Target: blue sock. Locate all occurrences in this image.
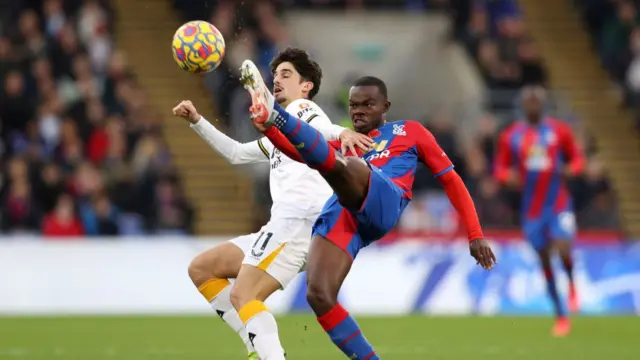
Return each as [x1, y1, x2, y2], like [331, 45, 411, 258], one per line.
[544, 266, 566, 318]
[270, 104, 337, 172]
[318, 304, 379, 360]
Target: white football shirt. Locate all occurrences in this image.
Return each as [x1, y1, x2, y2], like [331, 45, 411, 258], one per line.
[257, 99, 337, 220]
[190, 98, 344, 221]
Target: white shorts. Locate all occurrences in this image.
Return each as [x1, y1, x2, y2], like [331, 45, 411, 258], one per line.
[229, 217, 314, 289]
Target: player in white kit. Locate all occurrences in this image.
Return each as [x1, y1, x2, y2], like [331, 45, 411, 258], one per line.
[173, 48, 372, 360]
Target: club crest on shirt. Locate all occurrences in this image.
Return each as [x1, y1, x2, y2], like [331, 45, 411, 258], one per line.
[392, 124, 406, 136]
[371, 140, 388, 152]
[296, 102, 315, 118]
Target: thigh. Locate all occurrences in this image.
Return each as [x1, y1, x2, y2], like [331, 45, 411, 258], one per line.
[189, 240, 247, 283]
[306, 234, 354, 297]
[312, 194, 364, 259]
[325, 156, 371, 210]
[549, 211, 577, 242]
[354, 164, 406, 242]
[241, 218, 313, 289]
[523, 218, 548, 251]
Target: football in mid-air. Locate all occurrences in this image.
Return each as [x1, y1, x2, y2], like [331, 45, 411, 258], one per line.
[172, 20, 225, 73]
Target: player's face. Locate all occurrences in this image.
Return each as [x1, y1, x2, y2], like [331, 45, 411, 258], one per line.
[521, 86, 545, 118]
[348, 86, 390, 134]
[273, 62, 313, 105]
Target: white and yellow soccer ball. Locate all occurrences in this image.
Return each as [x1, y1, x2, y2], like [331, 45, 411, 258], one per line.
[172, 20, 225, 73]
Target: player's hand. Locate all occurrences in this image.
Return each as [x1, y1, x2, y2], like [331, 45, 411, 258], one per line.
[469, 239, 497, 270]
[250, 105, 269, 133]
[339, 129, 373, 156]
[173, 100, 201, 124]
[504, 169, 520, 188]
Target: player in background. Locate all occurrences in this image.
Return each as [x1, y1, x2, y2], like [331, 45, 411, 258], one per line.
[494, 85, 585, 337]
[174, 48, 371, 360]
[240, 60, 497, 360]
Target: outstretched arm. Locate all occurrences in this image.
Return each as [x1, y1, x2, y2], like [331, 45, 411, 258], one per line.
[173, 100, 269, 165]
[191, 117, 269, 164]
[410, 121, 496, 269]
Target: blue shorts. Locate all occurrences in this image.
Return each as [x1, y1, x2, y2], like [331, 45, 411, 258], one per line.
[312, 164, 409, 259]
[523, 211, 576, 251]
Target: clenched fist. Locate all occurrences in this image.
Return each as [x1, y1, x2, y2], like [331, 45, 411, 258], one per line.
[173, 100, 201, 124]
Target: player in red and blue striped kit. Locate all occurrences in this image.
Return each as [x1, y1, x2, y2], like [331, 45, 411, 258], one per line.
[240, 59, 496, 360]
[494, 86, 585, 337]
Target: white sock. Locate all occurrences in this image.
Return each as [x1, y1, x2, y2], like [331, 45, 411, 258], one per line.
[201, 279, 255, 354]
[246, 311, 286, 360]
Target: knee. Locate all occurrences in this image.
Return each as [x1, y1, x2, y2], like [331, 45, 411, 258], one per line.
[344, 157, 369, 181]
[557, 246, 573, 260]
[335, 157, 370, 209]
[188, 257, 206, 287]
[229, 284, 252, 311]
[188, 253, 220, 288]
[306, 282, 337, 315]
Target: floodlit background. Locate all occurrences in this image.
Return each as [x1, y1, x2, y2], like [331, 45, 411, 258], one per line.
[0, 0, 638, 359]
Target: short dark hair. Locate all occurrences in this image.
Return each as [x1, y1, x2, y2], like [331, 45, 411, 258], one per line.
[270, 47, 322, 100]
[353, 76, 388, 99]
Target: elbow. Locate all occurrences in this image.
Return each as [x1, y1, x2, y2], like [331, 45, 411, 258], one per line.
[228, 156, 248, 165]
[225, 150, 246, 165]
[437, 168, 459, 185]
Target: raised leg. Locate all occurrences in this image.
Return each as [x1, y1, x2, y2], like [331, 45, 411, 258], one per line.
[239, 59, 371, 210]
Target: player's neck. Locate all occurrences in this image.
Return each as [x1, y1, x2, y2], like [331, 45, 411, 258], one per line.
[280, 99, 293, 108]
[526, 115, 543, 126]
[282, 96, 309, 109]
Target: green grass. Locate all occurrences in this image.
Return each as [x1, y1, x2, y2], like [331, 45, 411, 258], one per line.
[0, 315, 638, 359]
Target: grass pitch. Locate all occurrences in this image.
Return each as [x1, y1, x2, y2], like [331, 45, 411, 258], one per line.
[0, 315, 638, 359]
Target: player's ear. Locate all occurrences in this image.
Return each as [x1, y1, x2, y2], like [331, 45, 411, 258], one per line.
[383, 101, 391, 113]
[302, 81, 314, 94]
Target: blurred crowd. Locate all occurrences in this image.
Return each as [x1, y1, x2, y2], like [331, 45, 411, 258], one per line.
[172, 0, 620, 233]
[577, 0, 640, 122]
[0, 0, 194, 237]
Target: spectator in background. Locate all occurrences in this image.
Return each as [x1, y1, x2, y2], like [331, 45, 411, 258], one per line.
[2, 70, 34, 139]
[624, 27, 640, 111]
[460, 0, 547, 92]
[42, 193, 84, 237]
[1, 179, 41, 233]
[79, 190, 119, 236]
[0, 1, 193, 237]
[578, 158, 621, 229]
[473, 176, 514, 227]
[36, 163, 65, 213]
[153, 178, 194, 235]
[517, 37, 548, 86]
[600, 0, 640, 72]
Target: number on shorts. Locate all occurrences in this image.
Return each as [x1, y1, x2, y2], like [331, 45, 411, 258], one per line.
[251, 232, 273, 257]
[558, 212, 576, 235]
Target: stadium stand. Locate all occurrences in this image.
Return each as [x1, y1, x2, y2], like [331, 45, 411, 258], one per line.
[0, 0, 194, 236]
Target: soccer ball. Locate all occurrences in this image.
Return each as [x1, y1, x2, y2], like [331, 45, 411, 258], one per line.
[172, 21, 225, 73]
